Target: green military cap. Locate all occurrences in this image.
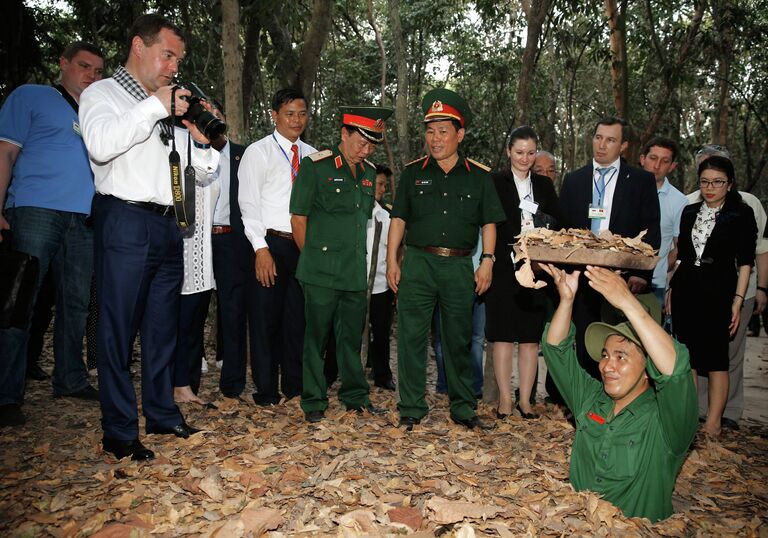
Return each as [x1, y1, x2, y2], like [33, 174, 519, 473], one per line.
[421, 88, 472, 128]
[340, 106, 393, 144]
[585, 321, 647, 363]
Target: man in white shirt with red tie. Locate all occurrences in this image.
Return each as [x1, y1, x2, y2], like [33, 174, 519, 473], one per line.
[238, 89, 316, 405]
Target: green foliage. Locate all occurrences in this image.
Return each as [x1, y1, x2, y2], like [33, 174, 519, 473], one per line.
[11, 0, 768, 198]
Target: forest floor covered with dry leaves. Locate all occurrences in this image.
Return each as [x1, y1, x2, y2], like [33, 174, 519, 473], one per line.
[1, 326, 767, 537]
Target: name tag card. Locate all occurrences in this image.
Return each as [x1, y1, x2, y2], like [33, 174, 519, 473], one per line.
[588, 205, 607, 220]
[519, 199, 539, 214]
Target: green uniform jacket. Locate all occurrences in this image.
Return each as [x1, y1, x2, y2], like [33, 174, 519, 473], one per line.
[541, 323, 698, 522]
[391, 154, 505, 248]
[290, 147, 376, 292]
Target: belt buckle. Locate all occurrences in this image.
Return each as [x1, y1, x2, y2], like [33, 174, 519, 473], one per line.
[435, 247, 451, 257]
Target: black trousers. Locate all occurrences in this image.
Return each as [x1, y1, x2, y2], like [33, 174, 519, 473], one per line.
[174, 289, 213, 393]
[212, 232, 256, 397]
[251, 234, 304, 402]
[368, 289, 394, 384]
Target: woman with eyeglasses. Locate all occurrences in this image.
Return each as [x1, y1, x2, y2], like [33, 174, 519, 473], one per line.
[667, 155, 756, 436]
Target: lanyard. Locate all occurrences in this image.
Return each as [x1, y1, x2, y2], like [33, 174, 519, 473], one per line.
[272, 133, 300, 177]
[593, 168, 616, 206]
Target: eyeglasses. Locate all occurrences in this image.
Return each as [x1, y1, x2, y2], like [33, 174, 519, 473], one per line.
[699, 179, 728, 188]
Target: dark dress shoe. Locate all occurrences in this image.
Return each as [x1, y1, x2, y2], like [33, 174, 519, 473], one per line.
[352, 404, 387, 416]
[398, 416, 421, 431]
[496, 410, 510, 420]
[0, 404, 26, 427]
[305, 410, 324, 423]
[102, 437, 155, 461]
[721, 417, 740, 430]
[451, 415, 495, 430]
[146, 421, 201, 439]
[516, 404, 539, 420]
[374, 379, 396, 391]
[26, 363, 48, 381]
[58, 385, 99, 401]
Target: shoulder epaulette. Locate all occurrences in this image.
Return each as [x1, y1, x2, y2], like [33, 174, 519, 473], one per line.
[405, 155, 428, 167]
[466, 158, 491, 172]
[308, 149, 333, 162]
[383, 203, 393, 212]
[363, 158, 376, 169]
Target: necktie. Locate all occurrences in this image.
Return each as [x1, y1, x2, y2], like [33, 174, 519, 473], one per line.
[291, 144, 300, 183]
[591, 167, 611, 234]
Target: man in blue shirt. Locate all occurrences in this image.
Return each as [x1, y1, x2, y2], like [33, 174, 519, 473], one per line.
[639, 137, 688, 310]
[0, 41, 105, 427]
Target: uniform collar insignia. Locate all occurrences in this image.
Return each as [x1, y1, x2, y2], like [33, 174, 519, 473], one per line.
[334, 155, 343, 169]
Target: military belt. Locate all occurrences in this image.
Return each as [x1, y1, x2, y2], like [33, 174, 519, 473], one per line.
[419, 246, 472, 257]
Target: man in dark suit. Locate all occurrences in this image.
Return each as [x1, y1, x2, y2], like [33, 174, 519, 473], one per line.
[559, 116, 660, 377]
[210, 133, 257, 400]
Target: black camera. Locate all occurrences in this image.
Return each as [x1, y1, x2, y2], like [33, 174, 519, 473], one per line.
[175, 82, 227, 141]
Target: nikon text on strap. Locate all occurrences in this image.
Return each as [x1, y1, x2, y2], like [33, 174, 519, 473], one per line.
[169, 87, 196, 230]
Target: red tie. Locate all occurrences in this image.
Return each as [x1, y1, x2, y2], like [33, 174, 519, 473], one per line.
[291, 144, 300, 183]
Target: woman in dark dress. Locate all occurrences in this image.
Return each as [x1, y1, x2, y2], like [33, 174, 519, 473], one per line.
[669, 156, 756, 436]
[485, 126, 561, 419]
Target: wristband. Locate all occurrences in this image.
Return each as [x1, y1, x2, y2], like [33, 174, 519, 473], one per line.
[734, 293, 745, 301]
[757, 286, 768, 294]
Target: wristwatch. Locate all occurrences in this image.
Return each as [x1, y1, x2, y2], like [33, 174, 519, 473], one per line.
[481, 253, 496, 262]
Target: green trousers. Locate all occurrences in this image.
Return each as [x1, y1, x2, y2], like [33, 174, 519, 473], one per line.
[300, 282, 371, 412]
[396, 248, 476, 421]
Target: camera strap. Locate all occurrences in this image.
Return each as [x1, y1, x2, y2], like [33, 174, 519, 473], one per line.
[169, 87, 196, 230]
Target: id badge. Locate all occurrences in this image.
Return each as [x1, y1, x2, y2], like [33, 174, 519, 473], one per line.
[519, 199, 538, 214]
[588, 205, 607, 220]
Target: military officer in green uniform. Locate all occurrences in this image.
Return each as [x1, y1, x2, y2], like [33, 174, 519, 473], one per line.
[290, 106, 392, 423]
[387, 89, 506, 430]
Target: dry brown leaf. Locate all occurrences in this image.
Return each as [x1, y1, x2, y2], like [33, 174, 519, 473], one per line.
[387, 506, 423, 530]
[199, 465, 224, 502]
[426, 496, 503, 524]
[240, 506, 282, 535]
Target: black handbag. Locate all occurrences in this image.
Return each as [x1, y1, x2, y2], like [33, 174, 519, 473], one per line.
[0, 229, 40, 329]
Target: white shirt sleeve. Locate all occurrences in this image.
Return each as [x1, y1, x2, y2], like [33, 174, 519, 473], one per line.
[238, 143, 269, 251]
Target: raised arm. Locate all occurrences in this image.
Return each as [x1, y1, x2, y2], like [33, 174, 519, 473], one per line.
[540, 263, 581, 345]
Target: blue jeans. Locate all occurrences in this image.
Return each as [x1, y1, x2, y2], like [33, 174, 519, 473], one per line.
[434, 295, 486, 397]
[0, 207, 93, 405]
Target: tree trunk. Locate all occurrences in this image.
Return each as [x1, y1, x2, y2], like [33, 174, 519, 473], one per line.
[263, 2, 298, 90]
[638, 0, 704, 148]
[604, 0, 628, 120]
[297, 0, 334, 109]
[367, 0, 396, 178]
[713, 1, 734, 145]
[241, 12, 262, 136]
[221, 0, 244, 143]
[513, 0, 553, 126]
[388, 0, 410, 179]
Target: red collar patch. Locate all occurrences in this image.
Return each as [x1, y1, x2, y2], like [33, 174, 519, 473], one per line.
[587, 411, 606, 425]
[334, 155, 343, 169]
